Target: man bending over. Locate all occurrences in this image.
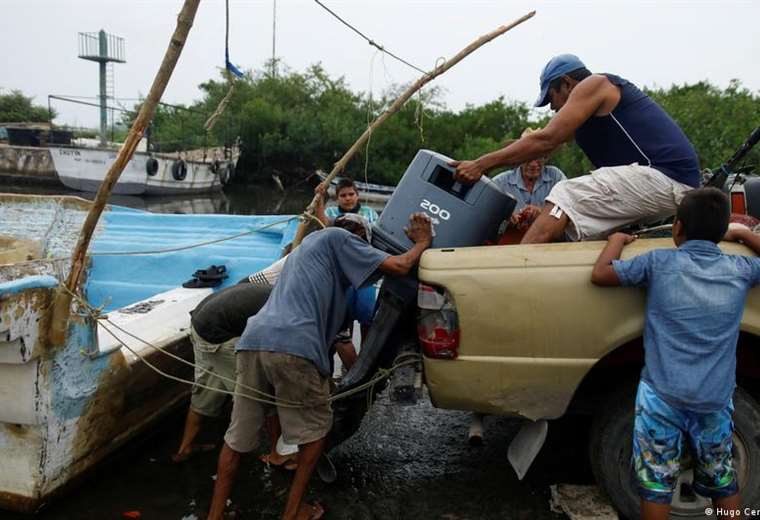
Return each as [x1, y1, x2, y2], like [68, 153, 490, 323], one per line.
[207, 212, 433, 520]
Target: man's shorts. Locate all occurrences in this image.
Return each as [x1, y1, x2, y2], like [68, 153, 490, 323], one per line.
[633, 380, 738, 504]
[224, 351, 332, 453]
[545, 164, 693, 241]
[189, 326, 237, 418]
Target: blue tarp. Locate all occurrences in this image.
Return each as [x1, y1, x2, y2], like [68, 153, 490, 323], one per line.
[86, 206, 297, 311]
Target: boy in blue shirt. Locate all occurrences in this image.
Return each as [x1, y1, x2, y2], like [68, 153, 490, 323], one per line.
[591, 188, 760, 519]
[315, 177, 380, 225]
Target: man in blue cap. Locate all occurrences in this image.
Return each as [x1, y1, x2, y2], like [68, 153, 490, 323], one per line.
[451, 54, 700, 243]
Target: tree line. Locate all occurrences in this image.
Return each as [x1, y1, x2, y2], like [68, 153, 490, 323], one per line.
[3, 65, 758, 185]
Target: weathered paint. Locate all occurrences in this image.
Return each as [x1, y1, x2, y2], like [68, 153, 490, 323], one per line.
[0, 285, 198, 513]
[0, 236, 42, 264]
[0, 285, 54, 365]
[0, 193, 296, 513]
[0, 145, 57, 181]
[50, 317, 112, 421]
[0, 275, 59, 296]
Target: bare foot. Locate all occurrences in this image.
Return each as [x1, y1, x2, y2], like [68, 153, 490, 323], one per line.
[295, 502, 324, 520]
[171, 443, 216, 463]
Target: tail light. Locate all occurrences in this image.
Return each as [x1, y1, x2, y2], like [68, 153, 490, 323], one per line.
[417, 283, 459, 359]
[731, 191, 747, 215]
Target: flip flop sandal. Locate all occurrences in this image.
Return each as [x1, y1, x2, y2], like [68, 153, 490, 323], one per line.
[258, 452, 298, 470]
[316, 453, 336, 483]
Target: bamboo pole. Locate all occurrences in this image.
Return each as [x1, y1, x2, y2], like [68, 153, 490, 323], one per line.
[291, 10, 536, 247]
[48, 0, 202, 346]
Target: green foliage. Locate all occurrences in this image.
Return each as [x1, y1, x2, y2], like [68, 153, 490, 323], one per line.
[0, 90, 55, 122]
[645, 80, 760, 170]
[124, 64, 760, 184]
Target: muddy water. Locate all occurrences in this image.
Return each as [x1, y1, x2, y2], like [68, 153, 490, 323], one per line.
[3, 183, 593, 519]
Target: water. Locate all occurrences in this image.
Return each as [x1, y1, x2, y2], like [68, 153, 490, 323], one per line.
[0, 183, 386, 217]
[0, 183, 317, 217]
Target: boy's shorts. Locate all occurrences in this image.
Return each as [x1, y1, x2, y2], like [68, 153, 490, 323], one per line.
[633, 380, 738, 504]
[224, 351, 332, 453]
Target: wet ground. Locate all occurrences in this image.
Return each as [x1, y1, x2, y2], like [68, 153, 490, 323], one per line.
[7, 390, 595, 520]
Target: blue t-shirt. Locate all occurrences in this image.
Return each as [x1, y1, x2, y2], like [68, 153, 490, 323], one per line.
[613, 240, 760, 412]
[237, 228, 389, 377]
[325, 204, 379, 223]
[491, 165, 566, 212]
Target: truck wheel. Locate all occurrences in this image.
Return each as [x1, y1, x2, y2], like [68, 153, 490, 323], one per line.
[589, 383, 760, 519]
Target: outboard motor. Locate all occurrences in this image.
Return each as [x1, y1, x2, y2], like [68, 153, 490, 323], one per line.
[372, 149, 516, 253]
[330, 150, 515, 450]
[339, 151, 511, 382]
[343, 149, 515, 389]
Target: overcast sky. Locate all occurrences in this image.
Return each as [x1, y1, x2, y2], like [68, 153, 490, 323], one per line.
[2, 0, 759, 127]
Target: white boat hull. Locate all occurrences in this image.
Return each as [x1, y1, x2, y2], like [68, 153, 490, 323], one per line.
[0, 279, 205, 512]
[49, 147, 229, 195]
[0, 194, 294, 513]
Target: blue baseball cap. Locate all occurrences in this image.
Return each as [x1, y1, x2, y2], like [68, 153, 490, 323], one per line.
[535, 54, 586, 107]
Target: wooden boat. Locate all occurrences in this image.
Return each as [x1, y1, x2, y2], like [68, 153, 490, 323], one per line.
[48, 145, 237, 195]
[0, 193, 296, 512]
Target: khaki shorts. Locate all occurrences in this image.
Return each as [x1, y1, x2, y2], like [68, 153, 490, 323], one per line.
[224, 351, 332, 453]
[545, 164, 693, 241]
[190, 327, 237, 418]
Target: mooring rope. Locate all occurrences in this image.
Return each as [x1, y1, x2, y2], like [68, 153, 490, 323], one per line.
[11, 215, 298, 268]
[204, 0, 243, 132]
[59, 283, 420, 408]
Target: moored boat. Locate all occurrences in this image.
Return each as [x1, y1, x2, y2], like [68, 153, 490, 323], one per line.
[49, 146, 237, 196]
[0, 193, 296, 513]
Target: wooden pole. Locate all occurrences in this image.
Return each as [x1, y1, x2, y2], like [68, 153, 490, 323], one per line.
[48, 0, 202, 346]
[291, 10, 536, 247]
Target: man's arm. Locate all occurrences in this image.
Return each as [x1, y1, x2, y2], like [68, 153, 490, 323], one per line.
[378, 213, 433, 276]
[591, 233, 637, 286]
[724, 226, 760, 254]
[452, 75, 615, 184]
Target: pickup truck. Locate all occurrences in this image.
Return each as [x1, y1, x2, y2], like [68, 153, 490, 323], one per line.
[334, 236, 760, 519]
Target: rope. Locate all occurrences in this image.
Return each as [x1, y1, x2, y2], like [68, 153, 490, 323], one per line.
[633, 224, 673, 236]
[96, 216, 297, 256]
[272, 0, 277, 76]
[302, 211, 327, 229]
[61, 283, 298, 407]
[57, 278, 421, 408]
[204, 0, 241, 131]
[312, 0, 427, 75]
[204, 74, 236, 132]
[12, 216, 298, 267]
[361, 51, 378, 206]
